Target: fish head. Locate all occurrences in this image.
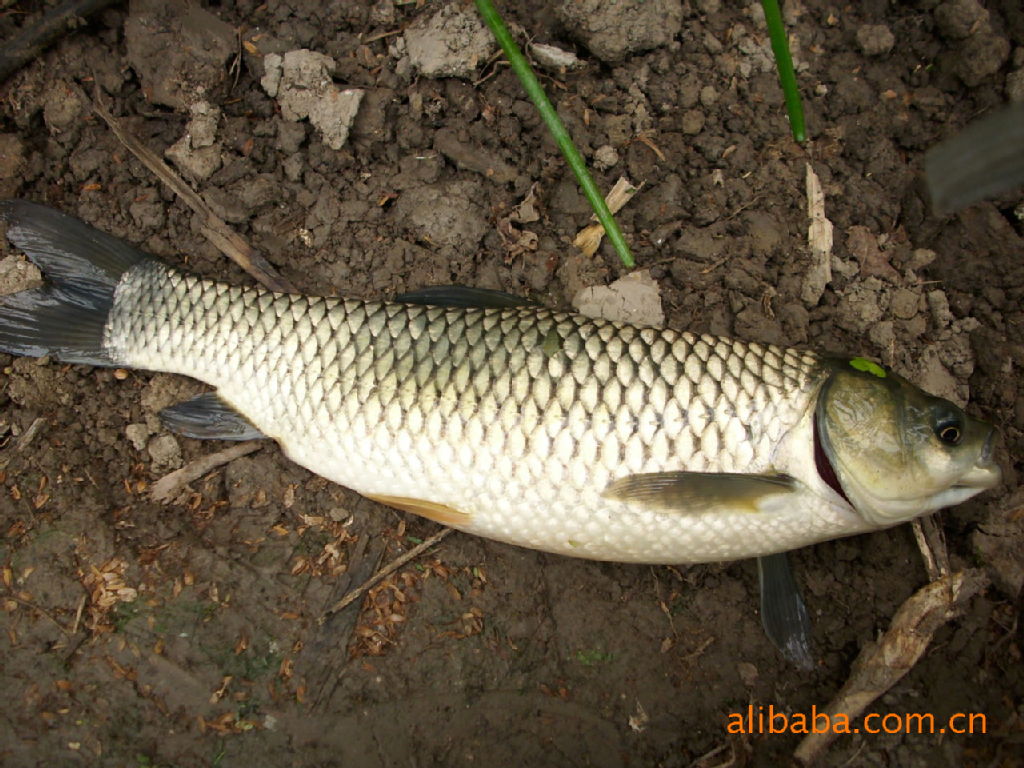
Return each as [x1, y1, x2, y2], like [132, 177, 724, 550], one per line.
[815, 361, 1000, 526]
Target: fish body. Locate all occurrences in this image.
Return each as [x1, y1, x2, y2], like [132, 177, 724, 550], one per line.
[0, 201, 1001, 565]
[113, 261, 848, 562]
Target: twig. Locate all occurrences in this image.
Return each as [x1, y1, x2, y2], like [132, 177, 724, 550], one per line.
[70, 592, 87, 635]
[362, 28, 403, 44]
[15, 417, 46, 451]
[4, 592, 71, 636]
[911, 516, 949, 581]
[0, 0, 119, 83]
[320, 527, 454, 621]
[150, 442, 261, 503]
[793, 569, 988, 765]
[91, 96, 297, 294]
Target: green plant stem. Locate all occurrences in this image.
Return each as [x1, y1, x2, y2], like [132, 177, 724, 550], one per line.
[474, 0, 635, 268]
[761, 0, 806, 143]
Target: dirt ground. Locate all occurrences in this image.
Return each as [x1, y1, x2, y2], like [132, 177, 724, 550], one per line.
[0, 0, 1022, 766]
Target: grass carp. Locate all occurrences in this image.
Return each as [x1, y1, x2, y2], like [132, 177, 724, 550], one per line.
[0, 200, 999, 564]
[0, 200, 1001, 665]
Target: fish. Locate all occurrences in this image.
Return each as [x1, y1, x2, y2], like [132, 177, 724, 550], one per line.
[0, 200, 1002, 664]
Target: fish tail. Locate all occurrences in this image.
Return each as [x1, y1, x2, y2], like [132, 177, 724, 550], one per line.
[0, 200, 152, 366]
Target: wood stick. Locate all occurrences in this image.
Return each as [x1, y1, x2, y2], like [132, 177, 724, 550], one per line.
[92, 97, 297, 294]
[151, 442, 261, 503]
[320, 527, 454, 621]
[793, 569, 988, 765]
[0, 0, 119, 83]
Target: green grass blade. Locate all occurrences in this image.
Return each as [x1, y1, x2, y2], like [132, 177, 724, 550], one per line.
[474, 0, 636, 268]
[761, 0, 806, 143]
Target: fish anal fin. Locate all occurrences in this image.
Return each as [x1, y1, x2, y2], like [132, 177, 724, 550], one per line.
[602, 471, 797, 513]
[365, 494, 472, 526]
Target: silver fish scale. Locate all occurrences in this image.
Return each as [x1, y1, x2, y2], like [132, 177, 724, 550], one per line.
[106, 262, 835, 562]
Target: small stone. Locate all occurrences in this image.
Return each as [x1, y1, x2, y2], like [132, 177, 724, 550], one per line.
[261, 52, 283, 97]
[262, 50, 364, 150]
[164, 101, 223, 181]
[557, 0, 683, 64]
[394, 181, 487, 251]
[1006, 69, 1024, 103]
[699, 86, 718, 107]
[125, 424, 151, 451]
[856, 24, 895, 56]
[529, 42, 584, 72]
[147, 434, 182, 472]
[166, 139, 221, 181]
[955, 33, 1010, 86]
[737, 662, 758, 687]
[593, 145, 619, 170]
[890, 288, 919, 320]
[934, 0, 989, 40]
[834, 278, 887, 334]
[907, 248, 938, 271]
[868, 320, 895, 354]
[913, 348, 961, 404]
[43, 82, 85, 133]
[404, 4, 495, 79]
[369, 0, 395, 26]
[124, 0, 235, 110]
[276, 120, 306, 154]
[927, 289, 953, 328]
[681, 108, 705, 135]
[0, 255, 42, 296]
[0, 134, 26, 180]
[186, 101, 220, 148]
[573, 271, 665, 327]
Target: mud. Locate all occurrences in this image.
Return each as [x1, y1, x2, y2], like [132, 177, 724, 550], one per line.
[0, 1, 1022, 766]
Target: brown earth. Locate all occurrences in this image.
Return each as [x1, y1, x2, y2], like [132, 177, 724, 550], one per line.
[0, 1, 1022, 766]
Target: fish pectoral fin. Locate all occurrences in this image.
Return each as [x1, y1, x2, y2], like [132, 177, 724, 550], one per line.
[602, 471, 797, 513]
[160, 393, 266, 441]
[394, 285, 535, 309]
[758, 553, 814, 670]
[365, 494, 472, 526]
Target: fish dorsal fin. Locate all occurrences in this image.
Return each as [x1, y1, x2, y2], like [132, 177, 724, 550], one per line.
[394, 285, 535, 309]
[602, 471, 797, 513]
[160, 392, 265, 441]
[758, 553, 814, 670]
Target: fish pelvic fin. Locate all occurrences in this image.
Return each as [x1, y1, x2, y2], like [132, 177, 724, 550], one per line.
[160, 393, 266, 441]
[602, 471, 797, 514]
[0, 200, 153, 366]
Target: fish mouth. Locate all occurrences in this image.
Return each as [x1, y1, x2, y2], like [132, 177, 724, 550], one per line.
[956, 429, 1002, 490]
[953, 464, 1001, 491]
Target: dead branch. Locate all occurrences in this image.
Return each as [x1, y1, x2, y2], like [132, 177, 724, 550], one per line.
[150, 442, 261, 504]
[0, 0, 119, 84]
[794, 569, 989, 765]
[320, 527, 454, 621]
[91, 96, 297, 294]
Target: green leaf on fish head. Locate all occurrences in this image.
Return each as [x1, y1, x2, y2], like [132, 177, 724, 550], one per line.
[848, 357, 886, 378]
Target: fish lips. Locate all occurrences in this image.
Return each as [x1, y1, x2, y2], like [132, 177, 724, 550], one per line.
[953, 429, 1001, 491]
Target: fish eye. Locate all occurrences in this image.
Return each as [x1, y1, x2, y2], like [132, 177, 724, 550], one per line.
[933, 411, 964, 446]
